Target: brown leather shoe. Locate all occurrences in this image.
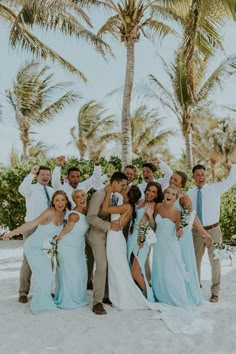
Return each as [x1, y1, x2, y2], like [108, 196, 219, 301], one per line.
[209, 295, 218, 303]
[103, 298, 112, 305]
[18, 295, 28, 304]
[92, 303, 107, 315]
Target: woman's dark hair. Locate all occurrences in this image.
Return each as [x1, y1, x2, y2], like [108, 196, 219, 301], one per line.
[127, 186, 142, 234]
[175, 171, 188, 188]
[144, 181, 164, 203]
[51, 190, 71, 211]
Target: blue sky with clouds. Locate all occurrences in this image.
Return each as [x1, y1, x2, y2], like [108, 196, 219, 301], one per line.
[1, 12, 236, 165]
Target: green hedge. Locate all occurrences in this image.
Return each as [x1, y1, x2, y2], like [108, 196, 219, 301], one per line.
[0, 157, 235, 242]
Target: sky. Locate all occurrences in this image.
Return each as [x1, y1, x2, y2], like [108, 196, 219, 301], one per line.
[1, 10, 236, 166]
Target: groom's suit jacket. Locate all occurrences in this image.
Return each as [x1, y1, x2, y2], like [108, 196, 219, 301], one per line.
[87, 188, 110, 246]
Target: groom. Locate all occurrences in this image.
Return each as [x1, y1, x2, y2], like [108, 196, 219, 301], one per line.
[87, 172, 128, 315]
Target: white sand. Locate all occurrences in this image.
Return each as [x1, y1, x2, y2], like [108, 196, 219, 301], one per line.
[0, 240, 236, 354]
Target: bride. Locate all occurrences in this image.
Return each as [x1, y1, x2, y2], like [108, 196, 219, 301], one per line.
[101, 184, 213, 335]
[102, 184, 156, 310]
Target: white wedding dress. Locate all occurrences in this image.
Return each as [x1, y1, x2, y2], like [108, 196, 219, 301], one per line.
[107, 214, 155, 310]
[106, 214, 213, 335]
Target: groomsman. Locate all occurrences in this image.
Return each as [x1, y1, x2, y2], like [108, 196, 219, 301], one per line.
[137, 157, 172, 197]
[87, 172, 128, 315]
[18, 165, 54, 303]
[188, 152, 236, 303]
[124, 165, 137, 187]
[52, 156, 105, 207]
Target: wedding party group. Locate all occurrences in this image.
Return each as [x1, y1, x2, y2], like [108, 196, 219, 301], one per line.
[2, 153, 236, 322]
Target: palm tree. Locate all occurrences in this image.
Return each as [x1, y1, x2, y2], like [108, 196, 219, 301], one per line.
[192, 115, 236, 180]
[6, 61, 79, 159]
[131, 105, 173, 158]
[177, 0, 236, 168]
[69, 99, 120, 158]
[0, 0, 110, 78]
[144, 48, 236, 170]
[97, 0, 181, 167]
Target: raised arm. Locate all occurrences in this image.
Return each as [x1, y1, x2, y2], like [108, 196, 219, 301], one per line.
[52, 156, 65, 191]
[3, 208, 52, 240]
[79, 157, 104, 192]
[18, 165, 39, 197]
[152, 157, 173, 189]
[54, 212, 79, 241]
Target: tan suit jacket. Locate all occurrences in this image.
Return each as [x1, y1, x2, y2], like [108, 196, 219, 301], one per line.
[87, 188, 110, 245]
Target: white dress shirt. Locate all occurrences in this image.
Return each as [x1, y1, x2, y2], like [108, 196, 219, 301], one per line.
[52, 165, 104, 207]
[137, 161, 173, 198]
[18, 173, 54, 222]
[187, 164, 236, 226]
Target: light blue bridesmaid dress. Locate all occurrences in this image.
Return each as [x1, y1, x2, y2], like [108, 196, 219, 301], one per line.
[175, 199, 204, 305]
[152, 214, 194, 307]
[24, 222, 63, 314]
[127, 207, 155, 302]
[54, 211, 89, 309]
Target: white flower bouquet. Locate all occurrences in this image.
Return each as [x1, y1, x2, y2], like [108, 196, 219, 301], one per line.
[138, 223, 157, 247]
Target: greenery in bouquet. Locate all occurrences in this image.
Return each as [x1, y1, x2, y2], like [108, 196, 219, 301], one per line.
[180, 206, 190, 229]
[43, 237, 60, 271]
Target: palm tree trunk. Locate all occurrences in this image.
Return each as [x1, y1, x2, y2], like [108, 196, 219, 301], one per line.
[185, 131, 193, 170]
[121, 40, 135, 167]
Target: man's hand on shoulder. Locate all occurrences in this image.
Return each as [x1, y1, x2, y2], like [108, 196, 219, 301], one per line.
[55, 155, 65, 167]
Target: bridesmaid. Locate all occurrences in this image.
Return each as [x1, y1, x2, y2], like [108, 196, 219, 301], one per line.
[3, 191, 70, 314]
[152, 185, 193, 306]
[54, 190, 89, 310]
[127, 182, 164, 302]
[169, 171, 212, 304]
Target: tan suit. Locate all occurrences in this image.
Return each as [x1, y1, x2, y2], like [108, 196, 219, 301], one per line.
[87, 188, 110, 306]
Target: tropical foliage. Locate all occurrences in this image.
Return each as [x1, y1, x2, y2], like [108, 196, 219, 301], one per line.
[0, 0, 109, 78]
[5, 61, 79, 159]
[97, 0, 180, 167]
[1, 157, 236, 241]
[131, 105, 173, 159]
[143, 50, 236, 170]
[69, 100, 120, 158]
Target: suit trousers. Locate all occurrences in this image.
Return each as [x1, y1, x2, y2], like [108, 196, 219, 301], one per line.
[19, 227, 36, 296]
[87, 239, 108, 306]
[193, 225, 222, 296]
[85, 241, 94, 285]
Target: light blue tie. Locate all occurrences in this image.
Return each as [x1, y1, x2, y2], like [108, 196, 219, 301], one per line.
[197, 188, 203, 224]
[111, 194, 116, 206]
[44, 186, 51, 207]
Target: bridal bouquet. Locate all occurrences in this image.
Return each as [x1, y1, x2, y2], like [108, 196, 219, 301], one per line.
[177, 206, 190, 240]
[213, 242, 236, 264]
[43, 237, 59, 271]
[180, 206, 190, 229]
[138, 223, 157, 247]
